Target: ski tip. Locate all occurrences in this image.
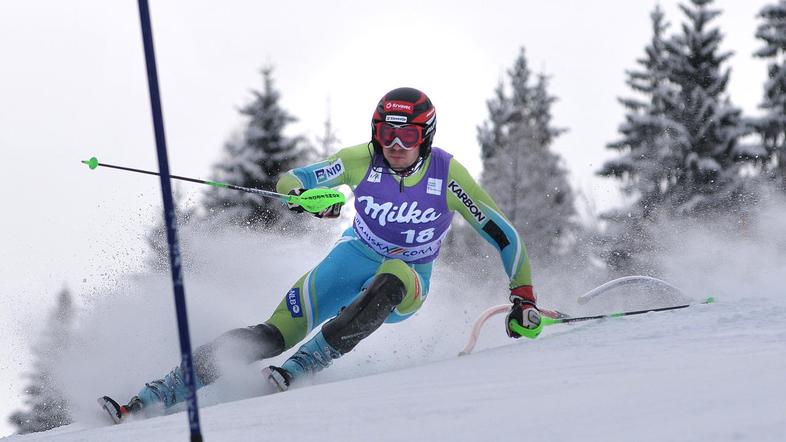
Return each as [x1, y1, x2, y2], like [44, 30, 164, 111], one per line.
[97, 395, 123, 424]
[82, 157, 99, 170]
[704, 296, 716, 304]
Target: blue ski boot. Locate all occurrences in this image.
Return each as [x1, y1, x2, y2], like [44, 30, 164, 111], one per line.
[136, 365, 205, 411]
[264, 331, 341, 391]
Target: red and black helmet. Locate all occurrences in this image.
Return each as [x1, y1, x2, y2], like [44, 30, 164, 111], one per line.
[371, 87, 437, 160]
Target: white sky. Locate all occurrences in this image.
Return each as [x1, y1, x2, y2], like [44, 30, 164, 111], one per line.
[0, 0, 773, 436]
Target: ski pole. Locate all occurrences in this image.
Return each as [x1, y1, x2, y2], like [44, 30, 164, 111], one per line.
[81, 156, 346, 213]
[545, 296, 714, 325]
[460, 296, 715, 356]
[508, 296, 716, 337]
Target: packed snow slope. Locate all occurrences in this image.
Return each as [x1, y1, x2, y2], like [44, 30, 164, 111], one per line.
[5, 204, 786, 442]
[8, 293, 786, 442]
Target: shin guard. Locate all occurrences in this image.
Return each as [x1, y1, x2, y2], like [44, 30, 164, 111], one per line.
[322, 273, 406, 354]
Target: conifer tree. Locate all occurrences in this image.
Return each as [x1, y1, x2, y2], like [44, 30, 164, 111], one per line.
[9, 289, 74, 434]
[597, 6, 677, 273]
[600, 5, 681, 219]
[600, 1, 755, 272]
[478, 82, 512, 161]
[660, 0, 750, 215]
[478, 48, 575, 261]
[203, 66, 306, 226]
[753, 0, 786, 190]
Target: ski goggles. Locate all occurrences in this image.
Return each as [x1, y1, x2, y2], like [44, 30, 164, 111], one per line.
[374, 122, 424, 150]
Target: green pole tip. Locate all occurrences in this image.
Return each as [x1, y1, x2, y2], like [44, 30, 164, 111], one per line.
[82, 157, 99, 170]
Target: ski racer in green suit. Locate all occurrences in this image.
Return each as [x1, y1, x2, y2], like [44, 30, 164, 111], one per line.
[100, 87, 544, 422]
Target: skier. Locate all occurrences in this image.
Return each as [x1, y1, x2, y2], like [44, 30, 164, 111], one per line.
[101, 87, 544, 422]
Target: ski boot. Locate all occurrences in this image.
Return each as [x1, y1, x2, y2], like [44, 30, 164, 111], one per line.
[262, 331, 341, 392]
[100, 364, 201, 424]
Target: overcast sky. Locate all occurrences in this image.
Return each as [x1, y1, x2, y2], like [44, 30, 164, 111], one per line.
[0, 0, 774, 436]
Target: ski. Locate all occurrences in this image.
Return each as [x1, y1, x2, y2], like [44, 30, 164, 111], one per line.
[97, 396, 124, 424]
[97, 395, 146, 424]
[576, 275, 687, 305]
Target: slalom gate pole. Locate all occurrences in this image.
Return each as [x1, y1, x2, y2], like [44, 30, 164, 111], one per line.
[136, 1, 202, 440]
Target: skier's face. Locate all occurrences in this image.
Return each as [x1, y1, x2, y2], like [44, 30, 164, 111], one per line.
[382, 142, 420, 169]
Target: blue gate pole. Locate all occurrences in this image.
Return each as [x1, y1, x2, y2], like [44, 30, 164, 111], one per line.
[136, 1, 203, 440]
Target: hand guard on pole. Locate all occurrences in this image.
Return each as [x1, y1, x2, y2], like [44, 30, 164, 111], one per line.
[287, 188, 306, 213]
[506, 285, 543, 339]
[314, 201, 343, 218]
[287, 188, 343, 218]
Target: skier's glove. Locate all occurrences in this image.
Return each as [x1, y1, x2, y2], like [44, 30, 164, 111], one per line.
[287, 188, 343, 218]
[314, 200, 343, 219]
[506, 285, 542, 339]
[286, 188, 306, 214]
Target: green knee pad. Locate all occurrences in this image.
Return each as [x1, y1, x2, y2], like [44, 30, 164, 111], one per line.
[376, 259, 423, 315]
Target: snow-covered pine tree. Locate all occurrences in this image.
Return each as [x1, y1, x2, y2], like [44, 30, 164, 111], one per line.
[9, 288, 74, 434]
[203, 66, 306, 226]
[753, 0, 786, 190]
[600, 5, 681, 219]
[598, 6, 677, 273]
[478, 80, 513, 162]
[478, 48, 575, 262]
[661, 0, 750, 215]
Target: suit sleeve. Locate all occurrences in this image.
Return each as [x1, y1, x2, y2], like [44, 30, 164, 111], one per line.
[446, 158, 533, 289]
[276, 143, 372, 194]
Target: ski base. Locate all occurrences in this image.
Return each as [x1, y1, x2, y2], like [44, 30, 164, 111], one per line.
[98, 396, 124, 424]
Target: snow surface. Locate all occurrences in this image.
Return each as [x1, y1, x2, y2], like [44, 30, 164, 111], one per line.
[4, 204, 786, 442]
